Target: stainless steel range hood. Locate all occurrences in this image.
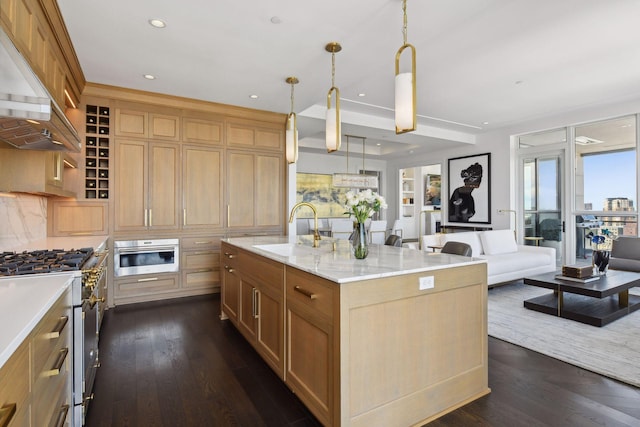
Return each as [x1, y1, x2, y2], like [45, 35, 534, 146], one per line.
[0, 27, 81, 152]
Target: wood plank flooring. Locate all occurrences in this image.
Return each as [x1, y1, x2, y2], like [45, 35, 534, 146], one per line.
[85, 294, 640, 427]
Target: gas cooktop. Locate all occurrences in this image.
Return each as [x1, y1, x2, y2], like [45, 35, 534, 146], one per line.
[0, 248, 94, 276]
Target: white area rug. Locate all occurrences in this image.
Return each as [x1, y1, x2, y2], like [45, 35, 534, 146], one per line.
[487, 282, 640, 387]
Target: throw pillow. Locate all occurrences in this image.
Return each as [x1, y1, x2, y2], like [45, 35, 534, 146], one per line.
[480, 229, 518, 255]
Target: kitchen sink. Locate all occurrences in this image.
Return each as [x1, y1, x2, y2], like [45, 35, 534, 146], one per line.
[252, 243, 298, 257]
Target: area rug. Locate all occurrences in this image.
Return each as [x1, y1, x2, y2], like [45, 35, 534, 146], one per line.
[487, 282, 640, 387]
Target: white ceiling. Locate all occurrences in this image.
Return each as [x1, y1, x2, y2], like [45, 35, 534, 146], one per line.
[57, 0, 640, 159]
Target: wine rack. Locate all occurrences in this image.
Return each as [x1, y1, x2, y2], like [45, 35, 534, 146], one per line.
[85, 105, 110, 199]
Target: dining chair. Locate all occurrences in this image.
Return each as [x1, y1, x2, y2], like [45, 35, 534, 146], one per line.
[369, 220, 387, 244]
[440, 241, 472, 257]
[331, 219, 354, 240]
[392, 219, 404, 239]
[384, 234, 403, 247]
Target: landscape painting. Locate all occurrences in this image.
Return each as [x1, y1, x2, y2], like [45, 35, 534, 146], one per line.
[296, 173, 350, 218]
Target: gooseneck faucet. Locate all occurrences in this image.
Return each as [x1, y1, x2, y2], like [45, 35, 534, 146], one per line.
[289, 202, 321, 248]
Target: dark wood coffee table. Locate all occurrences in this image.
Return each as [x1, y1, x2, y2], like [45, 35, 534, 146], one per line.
[523, 270, 640, 327]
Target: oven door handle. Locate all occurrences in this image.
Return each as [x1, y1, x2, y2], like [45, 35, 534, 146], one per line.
[116, 246, 176, 254]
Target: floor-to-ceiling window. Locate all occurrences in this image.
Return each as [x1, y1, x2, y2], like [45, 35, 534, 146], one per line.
[574, 116, 637, 260]
[517, 115, 639, 266]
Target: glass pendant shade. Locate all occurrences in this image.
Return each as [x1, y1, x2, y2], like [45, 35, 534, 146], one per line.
[325, 104, 341, 153]
[395, 72, 414, 131]
[285, 112, 298, 164]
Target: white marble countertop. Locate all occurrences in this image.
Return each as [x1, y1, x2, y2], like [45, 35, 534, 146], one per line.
[4, 235, 108, 253]
[223, 235, 486, 284]
[0, 273, 73, 369]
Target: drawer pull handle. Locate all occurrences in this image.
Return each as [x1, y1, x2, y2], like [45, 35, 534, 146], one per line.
[224, 252, 236, 259]
[195, 241, 213, 245]
[137, 277, 159, 282]
[46, 315, 69, 339]
[294, 286, 317, 300]
[44, 347, 69, 377]
[224, 266, 235, 273]
[197, 269, 213, 273]
[0, 403, 16, 427]
[54, 404, 70, 427]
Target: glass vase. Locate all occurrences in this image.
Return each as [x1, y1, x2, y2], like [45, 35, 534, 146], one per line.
[592, 250, 610, 275]
[351, 221, 369, 259]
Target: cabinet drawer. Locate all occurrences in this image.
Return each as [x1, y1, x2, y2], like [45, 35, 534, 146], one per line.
[221, 244, 239, 268]
[286, 268, 336, 319]
[115, 274, 180, 299]
[239, 251, 283, 293]
[32, 289, 71, 377]
[33, 369, 71, 427]
[0, 339, 29, 427]
[183, 251, 220, 270]
[182, 236, 221, 251]
[183, 269, 220, 290]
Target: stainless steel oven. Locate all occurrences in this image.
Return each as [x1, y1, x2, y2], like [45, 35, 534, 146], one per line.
[113, 239, 179, 277]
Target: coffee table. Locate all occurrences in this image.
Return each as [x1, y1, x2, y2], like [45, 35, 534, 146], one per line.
[523, 269, 640, 327]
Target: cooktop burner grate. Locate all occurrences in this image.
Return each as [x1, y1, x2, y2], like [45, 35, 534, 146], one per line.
[0, 247, 94, 276]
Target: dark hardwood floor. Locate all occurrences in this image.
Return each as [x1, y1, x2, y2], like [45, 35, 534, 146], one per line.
[85, 293, 640, 427]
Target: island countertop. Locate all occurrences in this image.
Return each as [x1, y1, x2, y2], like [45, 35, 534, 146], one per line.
[222, 235, 486, 284]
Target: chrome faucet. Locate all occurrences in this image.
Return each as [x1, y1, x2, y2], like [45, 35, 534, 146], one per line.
[289, 202, 321, 248]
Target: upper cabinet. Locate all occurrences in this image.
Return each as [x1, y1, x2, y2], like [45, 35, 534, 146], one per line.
[0, 148, 76, 197]
[115, 109, 180, 142]
[226, 118, 284, 151]
[183, 116, 223, 145]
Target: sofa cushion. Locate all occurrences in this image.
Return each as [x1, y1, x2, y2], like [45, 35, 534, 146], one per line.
[441, 232, 483, 256]
[480, 251, 554, 277]
[480, 230, 517, 255]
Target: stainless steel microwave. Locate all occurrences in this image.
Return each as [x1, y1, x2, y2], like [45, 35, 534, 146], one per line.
[113, 239, 179, 277]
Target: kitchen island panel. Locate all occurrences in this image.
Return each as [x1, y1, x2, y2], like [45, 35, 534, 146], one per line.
[339, 263, 488, 426]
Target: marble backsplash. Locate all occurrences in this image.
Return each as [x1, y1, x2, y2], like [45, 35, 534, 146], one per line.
[0, 193, 47, 250]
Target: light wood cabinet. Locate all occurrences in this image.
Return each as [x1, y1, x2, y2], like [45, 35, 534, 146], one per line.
[0, 338, 30, 427]
[182, 145, 223, 229]
[220, 243, 285, 378]
[221, 243, 240, 323]
[285, 267, 338, 426]
[0, 287, 72, 427]
[226, 150, 284, 230]
[114, 138, 179, 232]
[181, 236, 221, 293]
[226, 118, 284, 151]
[0, 148, 76, 197]
[115, 109, 180, 142]
[183, 116, 223, 145]
[48, 200, 109, 237]
[113, 273, 180, 306]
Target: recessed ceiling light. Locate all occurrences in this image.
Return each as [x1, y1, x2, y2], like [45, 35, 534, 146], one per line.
[358, 93, 366, 97]
[149, 19, 166, 28]
[270, 16, 282, 24]
[482, 121, 489, 125]
[376, 143, 381, 146]
[249, 94, 259, 99]
[143, 74, 156, 80]
[515, 80, 523, 85]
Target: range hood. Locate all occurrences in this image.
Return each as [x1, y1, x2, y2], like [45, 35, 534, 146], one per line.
[0, 27, 81, 152]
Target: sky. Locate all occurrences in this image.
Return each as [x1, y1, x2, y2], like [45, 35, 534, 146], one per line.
[583, 151, 636, 210]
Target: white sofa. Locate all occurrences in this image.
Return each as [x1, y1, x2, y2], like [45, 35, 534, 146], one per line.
[422, 229, 556, 286]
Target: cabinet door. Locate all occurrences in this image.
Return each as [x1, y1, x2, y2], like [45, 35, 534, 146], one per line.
[150, 113, 180, 141]
[226, 151, 284, 229]
[148, 142, 179, 229]
[256, 284, 284, 377]
[114, 139, 147, 231]
[255, 153, 283, 227]
[221, 246, 239, 322]
[182, 145, 222, 228]
[226, 151, 254, 228]
[115, 109, 148, 138]
[238, 278, 258, 342]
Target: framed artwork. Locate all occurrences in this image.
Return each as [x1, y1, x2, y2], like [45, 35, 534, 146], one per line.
[295, 173, 350, 218]
[424, 174, 441, 207]
[447, 153, 491, 224]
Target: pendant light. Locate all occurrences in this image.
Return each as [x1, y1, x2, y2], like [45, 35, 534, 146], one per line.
[395, 0, 417, 134]
[285, 76, 299, 164]
[325, 42, 342, 153]
[332, 135, 378, 188]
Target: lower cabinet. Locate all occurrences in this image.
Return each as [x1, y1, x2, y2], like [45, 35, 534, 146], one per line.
[0, 287, 72, 427]
[220, 243, 285, 377]
[181, 236, 221, 293]
[285, 268, 338, 427]
[114, 273, 180, 305]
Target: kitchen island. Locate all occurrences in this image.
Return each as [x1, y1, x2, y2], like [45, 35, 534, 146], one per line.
[221, 236, 490, 427]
